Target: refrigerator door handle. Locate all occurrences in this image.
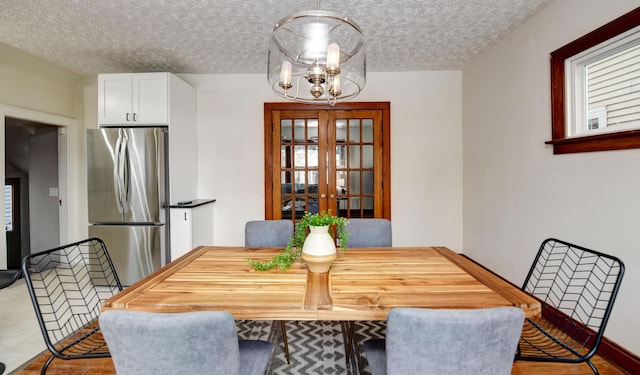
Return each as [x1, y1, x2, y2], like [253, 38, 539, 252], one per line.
[114, 130, 124, 213]
[120, 130, 131, 213]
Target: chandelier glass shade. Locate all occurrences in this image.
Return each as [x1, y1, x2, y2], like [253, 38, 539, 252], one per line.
[268, 10, 366, 105]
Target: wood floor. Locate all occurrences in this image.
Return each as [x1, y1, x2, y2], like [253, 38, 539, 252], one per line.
[12, 352, 630, 375]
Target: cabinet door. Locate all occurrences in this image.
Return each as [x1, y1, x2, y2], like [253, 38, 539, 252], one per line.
[170, 208, 192, 261]
[132, 73, 169, 125]
[98, 73, 133, 125]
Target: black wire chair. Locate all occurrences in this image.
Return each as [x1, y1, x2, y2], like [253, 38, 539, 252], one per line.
[21, 238, 123, 374]
[515, 238, 624, 375]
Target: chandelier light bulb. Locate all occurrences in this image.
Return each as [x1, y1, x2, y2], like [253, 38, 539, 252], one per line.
[326, 43, 340, 72]
[280, 60, 292, 87]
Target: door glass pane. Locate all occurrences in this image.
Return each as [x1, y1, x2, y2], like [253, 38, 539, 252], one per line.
[363, 171, 374, 194]
[294, 145, 306, 168]
[363, 145, 373, 168]
[336, 119, 347, 142]
[350, 197, 362, 218]
[363, 119, 374, 142]
[307, 145, 319, 167]
[308, 119, 318, 143]
[349, 145, 360, 168]
[349, 171, 360, 194]
[294, 119, 305, 143]
[363, 197, 374, 217]
[336, 171, 347, 195]
[281, 119, 293, 142]
[281, 171, 293, 193]
[294, 170, 306, 189]
[349, 119, 360, 143]
[281, 145, 292, 168]
[336, 145, 347, 168]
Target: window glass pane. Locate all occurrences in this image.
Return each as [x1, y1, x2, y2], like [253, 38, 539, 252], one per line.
[294, 145, 306, 168]
[363, 119, 374, 142]
[363, 145, 373, 168]
[294, 119, 305, 143]
[349, 119, 360, 143]
[336, 119, 347, 142]
[584, 43, 640, 135]
[363, 171, 374, 194]
[349, 145, 360, 168]
[307, 145, 318, 168]
[335, 145, 347, 168]
[5, 185, 13, 232]
[349, 171, 360, 194]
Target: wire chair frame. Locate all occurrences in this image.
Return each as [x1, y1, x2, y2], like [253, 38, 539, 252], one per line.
[515, 238, 624, 375]
[21, 238, 123, 374]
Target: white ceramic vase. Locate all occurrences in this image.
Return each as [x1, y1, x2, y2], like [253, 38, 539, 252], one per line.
[301, 225, 337, 273]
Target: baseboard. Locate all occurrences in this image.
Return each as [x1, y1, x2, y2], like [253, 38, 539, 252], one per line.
[460, 254, 640, 374]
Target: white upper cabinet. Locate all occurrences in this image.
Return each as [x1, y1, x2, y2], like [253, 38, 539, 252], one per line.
[98, 73, 169, 126]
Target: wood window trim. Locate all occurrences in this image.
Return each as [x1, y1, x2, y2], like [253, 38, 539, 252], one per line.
[547, 7, 640, 154]
[264, 102, 391, 220]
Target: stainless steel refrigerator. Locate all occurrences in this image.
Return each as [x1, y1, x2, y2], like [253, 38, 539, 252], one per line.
[87, 127, 168, 286]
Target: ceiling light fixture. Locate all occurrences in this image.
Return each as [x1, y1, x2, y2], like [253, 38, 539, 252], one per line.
[267, 7, 366, 106]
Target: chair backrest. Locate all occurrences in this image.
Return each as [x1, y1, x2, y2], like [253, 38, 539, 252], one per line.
[100, 310, 241, 375]
[345, 218, 392, 248]
[245, 220, 293, 247]
[522, 238, 624, 353]
[386, 307, 524, 375]
[21, 238, 123, 355]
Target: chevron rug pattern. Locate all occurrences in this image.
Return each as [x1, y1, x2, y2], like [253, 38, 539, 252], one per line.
[236, 320, 387, 375]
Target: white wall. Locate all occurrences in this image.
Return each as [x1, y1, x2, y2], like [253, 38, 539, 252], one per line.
[463, 0, 640, 355]
[182, 71, 463, 250]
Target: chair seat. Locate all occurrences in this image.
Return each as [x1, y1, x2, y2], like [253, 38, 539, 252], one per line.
[363, 339, 386, 375]
[239, 339, 273, 375]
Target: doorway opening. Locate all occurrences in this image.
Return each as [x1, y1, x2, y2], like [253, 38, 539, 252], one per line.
[0, 106, 71, 274]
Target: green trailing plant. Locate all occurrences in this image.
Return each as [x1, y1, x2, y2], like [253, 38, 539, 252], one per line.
[247, 211, 349, 271]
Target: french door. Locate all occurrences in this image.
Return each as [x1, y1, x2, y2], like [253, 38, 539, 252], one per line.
[264, 102, 390, 222]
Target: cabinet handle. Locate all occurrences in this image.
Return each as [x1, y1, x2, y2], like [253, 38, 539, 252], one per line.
[133, 113, 137, 122]
[184, 212, 187, 221]
[321, 193, 326, 198]
[126, 113, 130, 122]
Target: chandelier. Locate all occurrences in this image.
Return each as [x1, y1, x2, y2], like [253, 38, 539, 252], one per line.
[267, 9, 366, 106]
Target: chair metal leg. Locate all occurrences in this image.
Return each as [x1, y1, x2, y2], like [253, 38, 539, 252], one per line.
[41, 354, 55, 375]
[280, 321, 291, 364]
[345, 321, 355, 360]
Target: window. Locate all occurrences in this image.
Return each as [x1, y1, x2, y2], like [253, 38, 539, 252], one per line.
[547, 7, 640, 154]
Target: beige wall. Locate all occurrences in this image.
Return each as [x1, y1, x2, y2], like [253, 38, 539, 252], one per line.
[182, 71, 463, 250]
[463, 0, 640, 354]
[0, 42, 85, 268]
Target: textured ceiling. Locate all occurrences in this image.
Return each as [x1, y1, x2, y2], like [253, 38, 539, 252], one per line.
[0, 0, 554, 76]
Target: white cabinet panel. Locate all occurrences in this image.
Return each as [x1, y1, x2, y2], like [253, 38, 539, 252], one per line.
[98, 73, 168, 126]
[170, 202, 214, 261]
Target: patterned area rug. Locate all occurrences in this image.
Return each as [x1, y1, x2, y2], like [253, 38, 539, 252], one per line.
[236, 320, 386, 375]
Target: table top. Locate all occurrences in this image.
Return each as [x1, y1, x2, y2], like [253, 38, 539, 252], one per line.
[102, 246, 541, 320]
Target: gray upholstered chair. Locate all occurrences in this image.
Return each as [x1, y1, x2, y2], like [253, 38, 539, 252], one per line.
[344, 218, 392, 358]
[345, 218, 392, 248]
[363, 307, 524, 375]
[100, 310, 272, 375]
[245, 220, 294, 248]
[244, 219, 294, 363]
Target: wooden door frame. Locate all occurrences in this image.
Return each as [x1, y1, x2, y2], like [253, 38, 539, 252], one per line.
[264, 102, 391, 220]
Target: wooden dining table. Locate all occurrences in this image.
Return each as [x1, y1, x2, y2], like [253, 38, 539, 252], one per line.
[102, 246, 541, 320]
